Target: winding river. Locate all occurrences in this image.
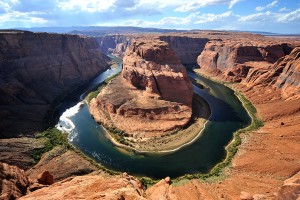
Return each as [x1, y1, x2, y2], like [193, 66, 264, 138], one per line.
[56, 60, 251, 179]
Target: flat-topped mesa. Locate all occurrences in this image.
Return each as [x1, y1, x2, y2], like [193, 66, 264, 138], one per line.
[90, 39, 194, 137]
[122, 39, 193, 106]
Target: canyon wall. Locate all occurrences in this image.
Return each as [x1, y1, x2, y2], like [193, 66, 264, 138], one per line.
[159, 35, 209, 66]
[98, 34, 135, 57]
[197, 38, 300, 100]
[0, 30, 109, 137]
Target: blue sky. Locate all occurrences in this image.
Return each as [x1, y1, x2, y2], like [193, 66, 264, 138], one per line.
[0, 0, 299, 33]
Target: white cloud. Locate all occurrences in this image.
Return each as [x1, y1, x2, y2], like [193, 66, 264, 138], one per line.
[175, 0, 242, 12]
[113, 11, 236, 28]
[255, 0, 278, 12]
[229, 0, 243, 9]
[0, 11, 49, 25]
[57, 0, 115, 13]
[194, 11, 235, 23]
[277, 9, 300, 23]
[279, 7, 290, 12]
[239, 11, 274, 22]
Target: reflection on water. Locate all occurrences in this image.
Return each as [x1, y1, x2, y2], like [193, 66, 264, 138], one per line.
[56, 64, 251, 179]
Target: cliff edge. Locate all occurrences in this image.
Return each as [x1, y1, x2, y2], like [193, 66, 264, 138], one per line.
[89, 39, 193, 140]
[0, 30, 109, 137]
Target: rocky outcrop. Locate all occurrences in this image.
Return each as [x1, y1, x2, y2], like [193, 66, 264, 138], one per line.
[99, 34, 134, 57]
[20, 173, 146, 200]
[242, 47, 300, 100]
[274, 47, 300, 99]
[197, 40, 293, 82]
[122, 39, 193, 106]
[276, 171, 300, 200]
[0, 162, 30, 200]
[90, 39, 193, 137]
[160, 35, 209, 66]
[37, 171, 54, 185]
[0, 30, 109, 137]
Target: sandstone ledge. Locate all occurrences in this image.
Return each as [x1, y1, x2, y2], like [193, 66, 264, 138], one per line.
[89, 75, 210, 152]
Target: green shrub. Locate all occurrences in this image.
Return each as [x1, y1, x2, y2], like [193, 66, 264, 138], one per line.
[32, 128, 71, 163]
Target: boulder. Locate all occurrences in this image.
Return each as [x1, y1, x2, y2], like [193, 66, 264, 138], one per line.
[0, 162, 30, 200]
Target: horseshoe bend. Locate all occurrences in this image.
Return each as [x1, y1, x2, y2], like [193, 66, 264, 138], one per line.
[89, 39, 210, 152]
[0, 28, 299, 200]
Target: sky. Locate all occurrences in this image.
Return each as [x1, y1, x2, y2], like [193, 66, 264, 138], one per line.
[0, 0, 299, 34]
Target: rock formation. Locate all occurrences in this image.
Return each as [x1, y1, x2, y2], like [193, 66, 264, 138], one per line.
[0, 162, 30, 200]
[90, 39, 193, 137]
[0, 30, 109, 137]
[159, 35, 209, 66]
[197, 39, 292, 82]
[276, 171, 300, 200]
[20, 173, 146, 200]
[99, 34, 135, 57]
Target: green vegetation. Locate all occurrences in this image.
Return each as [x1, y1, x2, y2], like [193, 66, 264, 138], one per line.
[170, 79, 264, 184]
[85, 72, 120, 103]
[189, 77, 205, 89]
[139, 177, 158, 189]
[32, 128, 71, 163]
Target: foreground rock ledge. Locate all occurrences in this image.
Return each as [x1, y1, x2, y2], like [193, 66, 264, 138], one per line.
[89, 39, 194, 139]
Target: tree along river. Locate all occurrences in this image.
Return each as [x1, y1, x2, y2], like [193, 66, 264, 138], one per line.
[55, 60, 251, 179]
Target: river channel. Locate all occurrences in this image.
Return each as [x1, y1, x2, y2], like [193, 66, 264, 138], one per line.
[56, 60, 251, 179]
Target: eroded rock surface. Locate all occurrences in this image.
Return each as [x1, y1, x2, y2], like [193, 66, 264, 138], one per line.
[0, 30, 109, 137]
[0, 162, 29, 200]
[90, 39, 193, 137]
[20, 173, 146, 200]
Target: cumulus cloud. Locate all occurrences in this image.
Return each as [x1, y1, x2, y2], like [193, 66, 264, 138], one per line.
[115, 11, 236, 28]
[57, 0, 115, 13]
[0, 11, 49, 27]
[255, 0, 278, 12]
[277, 9, 300, 23]
[175, 0, 242, 12]
[239, 11, 275, 22]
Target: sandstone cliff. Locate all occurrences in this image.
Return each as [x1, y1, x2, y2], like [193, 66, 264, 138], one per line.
[159, 35, 209, 66]
[90, 39, 193, 137]
[98, 34, 135, 57]
[0, 30, 109, 137]
[243, 47, 300, 100]
[197, 39, 292, 82]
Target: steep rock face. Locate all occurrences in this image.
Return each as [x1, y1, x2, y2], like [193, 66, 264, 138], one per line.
[197, 40, 292, 82]
[243, 47, 300, 99]
[90, 39, 193, 137]
[274, 47, 300, 99]
[0, 30, 109, 137]
[159, 35, 209, 66]
[0, 162, 30, 200]
[122, 39, 193, 106]
[99, 34, 134, 57]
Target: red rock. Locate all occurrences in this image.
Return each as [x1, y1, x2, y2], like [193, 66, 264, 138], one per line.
[37, 171, 54, 185]
[90, 39, 193, 137]
[0, 162, 30, 200]
[240, 191, 253, 200]
[276, 171, 300, 200]
[0, 30, 109, 137]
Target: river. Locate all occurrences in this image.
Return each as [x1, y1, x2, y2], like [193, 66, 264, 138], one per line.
[56, 60, 251, 179]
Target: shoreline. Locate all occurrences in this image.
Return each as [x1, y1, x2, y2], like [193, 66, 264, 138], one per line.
[100, 94, 212, 154]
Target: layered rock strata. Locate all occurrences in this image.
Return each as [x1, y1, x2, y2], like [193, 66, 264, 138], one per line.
[0, 30, 109, 137]
[90, 39, 193, 137]
[99, 34, 135, 57]
[159, 35, 209, 66]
